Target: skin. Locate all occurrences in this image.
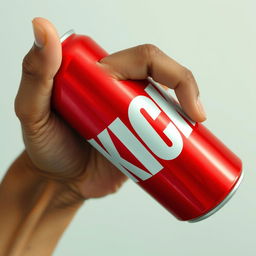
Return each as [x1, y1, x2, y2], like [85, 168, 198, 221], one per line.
[0, 17, 206, 255]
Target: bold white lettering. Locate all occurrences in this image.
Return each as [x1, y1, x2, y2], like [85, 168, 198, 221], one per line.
[145, 82, 195, 138]
[128, 95, 183, 160]
[88, 118, 163, 182]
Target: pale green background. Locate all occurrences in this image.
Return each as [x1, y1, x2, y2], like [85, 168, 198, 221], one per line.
[1, 0, 255, 255]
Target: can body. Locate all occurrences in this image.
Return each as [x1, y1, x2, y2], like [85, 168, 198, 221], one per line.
[52, 32, 243, 221]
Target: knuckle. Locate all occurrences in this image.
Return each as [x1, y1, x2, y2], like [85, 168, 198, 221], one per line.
[14, 97, 36, 126]
[14, 96, 29, 122]
[22, 52, 37, 78]
[109, 184, 120, 195]
[14, 91, 33, 125]
[181, 67, 195, 83]
[15, 110, 28, 123]
[15, 106, 31, 124]
[14, 97, 24, 120]
[138, 43, 162, 60]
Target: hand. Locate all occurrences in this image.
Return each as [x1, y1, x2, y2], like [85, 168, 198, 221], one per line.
[15, 17, 206, 203]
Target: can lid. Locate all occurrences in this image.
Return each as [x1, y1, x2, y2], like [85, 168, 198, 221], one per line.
[60, 29, 75, 43]
[188, 169, 244, 223]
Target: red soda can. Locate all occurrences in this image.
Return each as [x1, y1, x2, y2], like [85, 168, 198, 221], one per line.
[52, 30, 243, 222]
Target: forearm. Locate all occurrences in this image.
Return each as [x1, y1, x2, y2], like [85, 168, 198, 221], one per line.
[0, 151, 84, 256]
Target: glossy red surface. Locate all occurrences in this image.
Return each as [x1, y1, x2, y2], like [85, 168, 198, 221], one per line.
[52, 34, 242, 221]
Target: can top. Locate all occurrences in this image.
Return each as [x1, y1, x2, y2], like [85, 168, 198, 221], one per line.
[60, 29, 75, 43]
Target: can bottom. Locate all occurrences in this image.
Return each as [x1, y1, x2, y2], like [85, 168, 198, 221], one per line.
[188, 170, 244, 223]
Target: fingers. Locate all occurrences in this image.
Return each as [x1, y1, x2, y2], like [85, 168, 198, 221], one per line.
[98, 44, 206, 122]
[15, 17, 62, 129]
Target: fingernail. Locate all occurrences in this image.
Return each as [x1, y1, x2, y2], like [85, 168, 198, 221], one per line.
[197, 97, 207, 119]
[32, 19, 45, 48]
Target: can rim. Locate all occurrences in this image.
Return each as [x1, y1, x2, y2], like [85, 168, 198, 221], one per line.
[188, 169, 244, 223]
[60, 29, 75, 43]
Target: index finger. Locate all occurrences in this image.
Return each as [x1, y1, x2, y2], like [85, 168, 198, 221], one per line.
[97, 44, 206, 122]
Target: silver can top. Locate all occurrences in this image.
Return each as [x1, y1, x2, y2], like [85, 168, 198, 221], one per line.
[60, 29, 75, 43]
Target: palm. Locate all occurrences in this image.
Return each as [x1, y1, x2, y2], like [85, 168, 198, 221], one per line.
[79, 147, 128, 198]
[25, 111, 127, 199]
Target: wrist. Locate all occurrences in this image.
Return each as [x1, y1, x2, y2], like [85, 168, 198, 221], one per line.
[20, 150, 86, 209]
[0, 150, 85, 255]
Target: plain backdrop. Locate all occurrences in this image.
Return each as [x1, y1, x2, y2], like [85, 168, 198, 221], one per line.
[1, 0, 256, 255]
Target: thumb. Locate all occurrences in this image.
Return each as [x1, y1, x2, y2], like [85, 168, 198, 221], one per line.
[15, 17, 62, 128]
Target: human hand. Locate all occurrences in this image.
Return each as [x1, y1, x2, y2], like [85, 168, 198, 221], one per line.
[15, 17, 206, 204]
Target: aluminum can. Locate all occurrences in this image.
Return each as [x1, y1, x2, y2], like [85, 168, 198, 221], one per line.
[52, 30, 243, 222]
